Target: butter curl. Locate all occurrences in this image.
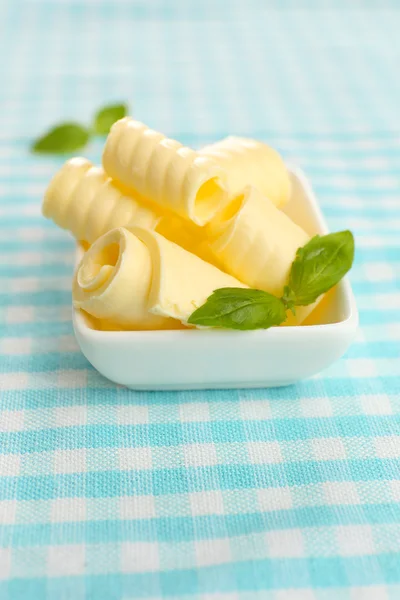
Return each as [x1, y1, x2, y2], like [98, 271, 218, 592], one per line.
[200, 136, 291, 207]
[73, 227, 246, 330]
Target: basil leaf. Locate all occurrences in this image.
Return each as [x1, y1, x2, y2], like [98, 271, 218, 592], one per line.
[93, 103, 128, 135]
[31, 123, 89, 154]
[188, 288, 287, 330]
[288, 230, 355, 306]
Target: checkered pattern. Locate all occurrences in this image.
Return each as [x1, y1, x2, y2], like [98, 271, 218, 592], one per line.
[1, 0, 400, 598]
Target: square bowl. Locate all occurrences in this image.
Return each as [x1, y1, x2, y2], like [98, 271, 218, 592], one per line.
[73, 168, 358, 390]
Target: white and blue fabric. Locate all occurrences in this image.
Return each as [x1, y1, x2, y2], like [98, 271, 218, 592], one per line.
[1, 1, 400, 598]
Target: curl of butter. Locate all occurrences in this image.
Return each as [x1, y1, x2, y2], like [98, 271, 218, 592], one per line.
[73, 227, 246, 330]
[102, 118, 228, 226]
[42, 157, 160, 244]
[207, 186, 317, 325]
[42, 157, 209, 258]
[200, 136, 291, 208]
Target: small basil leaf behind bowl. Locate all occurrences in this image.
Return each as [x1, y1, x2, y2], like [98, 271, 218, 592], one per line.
[31, 123, 90, 154]
[288, 230, 355, 306]
[93, 103, 128, 135]
[188, 288, 287, 331]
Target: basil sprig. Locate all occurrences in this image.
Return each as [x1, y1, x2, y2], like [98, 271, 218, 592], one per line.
[31, 103, 128, 154]
[188, 288, 287, 331]
[287, 230, 354, 306]
[188, 230, 355, 331]
[93, 103, 127, 135]
[31, 123, 90, 154]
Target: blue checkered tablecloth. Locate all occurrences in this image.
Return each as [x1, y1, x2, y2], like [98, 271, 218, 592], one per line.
[1, 1, 400, 598]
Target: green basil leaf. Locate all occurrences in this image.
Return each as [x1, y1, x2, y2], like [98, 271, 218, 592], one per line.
[31, 123, 90, 154]
[93, 103, 128, 135]
[288, 230, 355, 306]
[188, 287, 287, 330]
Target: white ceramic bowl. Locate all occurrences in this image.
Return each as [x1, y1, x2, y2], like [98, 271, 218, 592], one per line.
[73, 168, 358, 390]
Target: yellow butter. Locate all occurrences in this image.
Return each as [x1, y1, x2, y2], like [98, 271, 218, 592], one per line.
[102, 118, 228, 226]
[42, 157, 209, 257]
[200, 136, 291, 207]
[207, 186, 309, 296]
[207, 186, 317, 324]
[73, 227, 246, 330]
[43, 158, 160, 244]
